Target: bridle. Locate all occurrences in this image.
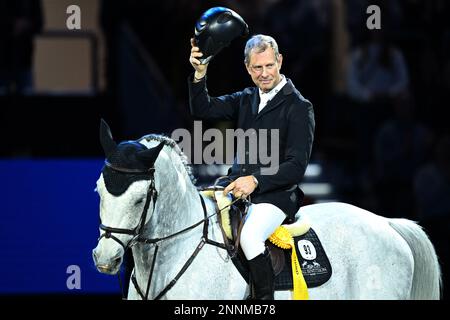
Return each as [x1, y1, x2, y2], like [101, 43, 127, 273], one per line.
[98, 160, 157, 252]
[97, 161, 237, 300]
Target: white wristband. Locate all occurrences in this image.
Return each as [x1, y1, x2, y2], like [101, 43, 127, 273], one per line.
[252, 176, 259, 187]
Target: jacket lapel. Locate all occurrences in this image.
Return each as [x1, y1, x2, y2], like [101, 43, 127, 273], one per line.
[255, 79, 294, 120]
[250, 89, 259, 115]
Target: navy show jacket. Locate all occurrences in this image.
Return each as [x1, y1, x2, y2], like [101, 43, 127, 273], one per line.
[188, 75, 315, 220]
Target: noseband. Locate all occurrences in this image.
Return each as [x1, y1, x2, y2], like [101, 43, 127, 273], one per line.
[98, 161, 157, 252]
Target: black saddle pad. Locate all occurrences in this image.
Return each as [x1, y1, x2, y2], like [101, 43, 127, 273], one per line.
[231, 228, 332, 292]
[274, 228, 332, 290]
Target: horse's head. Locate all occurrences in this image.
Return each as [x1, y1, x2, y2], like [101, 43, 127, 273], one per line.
[92, 119, 164, 275]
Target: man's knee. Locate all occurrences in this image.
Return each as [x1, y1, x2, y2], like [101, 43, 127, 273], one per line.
[240, 227, 265, 260]
[240, 223, 258, 247]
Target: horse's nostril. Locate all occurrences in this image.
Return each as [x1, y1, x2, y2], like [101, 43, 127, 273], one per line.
[113, 256, 122, 265]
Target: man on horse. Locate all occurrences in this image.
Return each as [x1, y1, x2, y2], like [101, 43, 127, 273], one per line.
[188, 32, 315, 299]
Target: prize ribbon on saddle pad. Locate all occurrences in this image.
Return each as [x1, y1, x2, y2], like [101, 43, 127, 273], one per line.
[269, 226, 309, 300]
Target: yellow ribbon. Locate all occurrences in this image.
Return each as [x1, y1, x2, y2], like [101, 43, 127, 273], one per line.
[269, 226, 309, 300]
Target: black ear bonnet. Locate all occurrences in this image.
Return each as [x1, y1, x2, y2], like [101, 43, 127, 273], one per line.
[102, 141, 153, 196]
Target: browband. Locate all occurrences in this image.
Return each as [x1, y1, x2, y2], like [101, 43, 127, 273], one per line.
[104, 160, 155, 174]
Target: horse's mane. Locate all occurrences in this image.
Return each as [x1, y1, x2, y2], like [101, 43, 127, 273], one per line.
[140, 134, 196, 184]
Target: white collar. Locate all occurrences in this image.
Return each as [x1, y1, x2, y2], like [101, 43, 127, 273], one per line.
[258, 75, 286, 112]
[259, 75, 286, 99]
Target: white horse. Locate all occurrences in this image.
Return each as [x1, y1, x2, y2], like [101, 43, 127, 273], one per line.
[92, 121, 441, 300]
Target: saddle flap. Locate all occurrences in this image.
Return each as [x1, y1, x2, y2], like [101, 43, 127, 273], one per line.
[267, 242, 285, 276]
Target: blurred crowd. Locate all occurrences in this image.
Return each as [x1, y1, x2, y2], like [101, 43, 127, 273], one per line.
[0, 0, 42, 95]
[100, 0, 450, 219]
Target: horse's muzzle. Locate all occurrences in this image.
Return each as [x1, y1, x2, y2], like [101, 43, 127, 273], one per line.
[93, 250, 122, 274]
[96, 264, 120, 274]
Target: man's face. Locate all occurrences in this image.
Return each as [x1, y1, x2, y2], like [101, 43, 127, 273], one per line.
[246, 48, 283, 93]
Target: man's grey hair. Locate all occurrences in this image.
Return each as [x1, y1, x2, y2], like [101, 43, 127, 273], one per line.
[244, 34, 280, 65]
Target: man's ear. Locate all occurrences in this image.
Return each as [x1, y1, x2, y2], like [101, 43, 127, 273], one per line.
[277, 53, 283, 70]
[245, 63, 252, 76]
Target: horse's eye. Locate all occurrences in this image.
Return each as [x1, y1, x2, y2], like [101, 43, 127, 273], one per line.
[134, 198, 144, 206]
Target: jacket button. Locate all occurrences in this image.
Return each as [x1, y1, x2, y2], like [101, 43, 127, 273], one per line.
[242, 168, 246, 173]
[290, 192, 297, 202]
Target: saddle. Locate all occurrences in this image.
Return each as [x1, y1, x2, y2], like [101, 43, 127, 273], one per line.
[200, 189, 331, 300]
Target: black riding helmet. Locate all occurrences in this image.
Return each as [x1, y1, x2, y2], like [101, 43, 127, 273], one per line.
[194, 7, 249, 64]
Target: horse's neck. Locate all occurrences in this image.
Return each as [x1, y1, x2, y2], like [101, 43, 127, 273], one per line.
[150, 150, 202, 236]
[131, 196, 227, 299]
[131, 149, 227, 298]
[134, 149, 201, 253]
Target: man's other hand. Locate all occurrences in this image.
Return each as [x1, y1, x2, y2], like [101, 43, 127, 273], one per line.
[223, 176, 258, 199]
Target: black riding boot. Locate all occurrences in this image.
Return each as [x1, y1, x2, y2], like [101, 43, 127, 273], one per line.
[248, 249, 274, 300]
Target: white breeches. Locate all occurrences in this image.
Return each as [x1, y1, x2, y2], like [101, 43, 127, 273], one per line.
[240, 203, 286, 260]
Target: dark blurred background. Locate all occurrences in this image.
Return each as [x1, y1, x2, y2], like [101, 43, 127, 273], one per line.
[0, 0, 448, 299]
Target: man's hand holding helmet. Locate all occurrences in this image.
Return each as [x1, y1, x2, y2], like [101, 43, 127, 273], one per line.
[189, 7, 248, 83]
[190, 38, 208, 82]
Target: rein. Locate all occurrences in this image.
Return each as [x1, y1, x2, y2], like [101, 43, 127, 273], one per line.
[130, 190, 247, 300]
[131, 193, 229, 300]
[131, 185, 250, 300]
[98, 162, 246, 300]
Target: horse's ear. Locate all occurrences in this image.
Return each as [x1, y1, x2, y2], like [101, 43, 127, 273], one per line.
[136, 141, 165, 165]
[99, 118, 117, 157]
